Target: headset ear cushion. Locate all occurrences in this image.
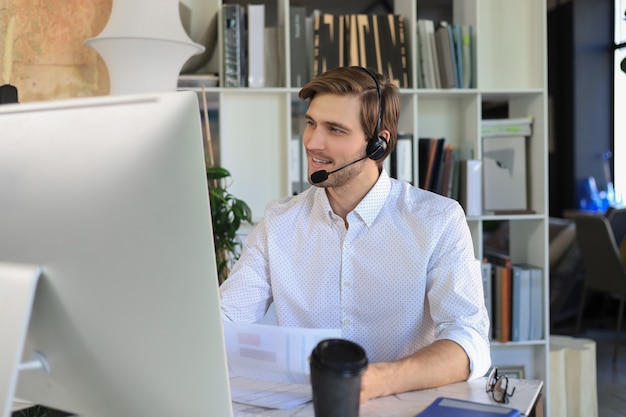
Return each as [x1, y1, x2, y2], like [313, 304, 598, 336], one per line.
[367, 135, 388, 161]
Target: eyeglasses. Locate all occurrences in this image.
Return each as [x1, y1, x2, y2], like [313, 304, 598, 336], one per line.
[485, 367, 516, 404]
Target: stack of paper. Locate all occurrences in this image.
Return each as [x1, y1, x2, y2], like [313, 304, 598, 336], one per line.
[222, 321, 340, 410]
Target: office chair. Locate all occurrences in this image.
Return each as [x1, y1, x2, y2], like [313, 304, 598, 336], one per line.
[575, 215, 626, 363]
[604, 206, 626, 246]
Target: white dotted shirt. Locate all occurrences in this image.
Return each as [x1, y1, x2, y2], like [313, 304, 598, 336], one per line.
[220, 169, 491, 379]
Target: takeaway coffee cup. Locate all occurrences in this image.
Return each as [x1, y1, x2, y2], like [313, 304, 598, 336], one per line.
[309, 338, 368, 417]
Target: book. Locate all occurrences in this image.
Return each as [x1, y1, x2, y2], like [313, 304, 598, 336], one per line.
[435, 22, 456, 89]
[417, 20, 468, 90]
[481, 259, 493, 334]
[418, 138, 432, 188]
[391, 133, 414, 184]
[290, 135, 309, 195]
[482, 135, 528, 212]
[376, 14, 410, 88]
[416, 20, 434, 88]
[450, 153, 462, 201]
[289, 6, 309, 87]
[222, 4, 247, 87]
[313, 13, 409, 88]
[516, 263, 544, 340]
[415, 397, 521, 417]
[457, 159, 482, 216]
[312, 14, 344, 76]
[448, 24, 461, 88]
[247, 4, 265, 88]
[484, 249, 512, 342]
[451, 24, 463, 88]
[530, 266, 543, 340]
[414, 24, 424, 88]
[511, 264, 532, 342]
[438, 145, 457, 197]
[482, 117, 533, 137]
[427, 20, 441, 88]
[429, 138, 446, 192]
[264, 26, 284, 87]
[461, 24, 474, 88]
[497, 264, 512, 342]
[345, 14, 376, 68]
[417, 19, 439, 88]
[305, 13, 315, 84]
[418, 137, 445, 191]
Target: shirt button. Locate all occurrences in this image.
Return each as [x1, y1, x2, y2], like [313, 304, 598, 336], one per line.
[342, 318, 351, 325]
[344, 242, 351, 249]
[343, 281, 350, 287]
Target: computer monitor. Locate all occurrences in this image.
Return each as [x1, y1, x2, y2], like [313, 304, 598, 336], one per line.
[0, 91, 233, 417]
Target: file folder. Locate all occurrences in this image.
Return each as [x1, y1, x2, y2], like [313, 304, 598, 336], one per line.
[415, 397, 521, 417]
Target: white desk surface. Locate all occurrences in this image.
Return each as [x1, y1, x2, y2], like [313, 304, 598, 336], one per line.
[231, 377, 543, 417]
[12, 377, 542, 417]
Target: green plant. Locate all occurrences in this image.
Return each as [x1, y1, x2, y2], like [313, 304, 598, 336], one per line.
[207, 165, 253, 284]
[13, 406, 47, 417]
[13, 405, 69, 417]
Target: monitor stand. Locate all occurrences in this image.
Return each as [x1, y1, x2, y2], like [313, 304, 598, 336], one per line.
[0, 263, 44, 417]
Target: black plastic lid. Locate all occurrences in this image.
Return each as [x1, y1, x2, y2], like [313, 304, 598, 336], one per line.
[0, 84, 18, 104]
[310, 338, 368, 377]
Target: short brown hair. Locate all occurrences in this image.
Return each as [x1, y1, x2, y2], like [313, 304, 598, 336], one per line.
[298, 66, 400, 163]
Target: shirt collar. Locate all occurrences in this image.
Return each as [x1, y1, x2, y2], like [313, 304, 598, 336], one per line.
[312, 168, 392, 228]
[355, 168, 391, 227]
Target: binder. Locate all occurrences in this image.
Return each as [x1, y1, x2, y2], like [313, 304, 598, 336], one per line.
[415, 397, 521, 417]
[222, 4, 246, 87]
[289, 6, 308, 87]
[458, 159, 482, 216]
[247, 4, 265, 88]
[482, 135, 528, 211]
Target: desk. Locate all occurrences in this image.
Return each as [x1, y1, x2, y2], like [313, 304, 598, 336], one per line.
[231, 377, 543, 417]
[11, 378, 542, 417]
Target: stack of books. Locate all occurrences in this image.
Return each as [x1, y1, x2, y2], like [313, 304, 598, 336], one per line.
[416, 20, 474, 89]
[417, 137, 461, 199]
[483, 249, 544, 343]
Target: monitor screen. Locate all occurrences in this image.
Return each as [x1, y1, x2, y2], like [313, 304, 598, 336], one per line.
[0, 91, 233, 417]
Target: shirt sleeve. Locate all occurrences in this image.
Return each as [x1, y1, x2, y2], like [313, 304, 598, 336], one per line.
[426, 202, 492, 379]
[219, 217, 273, 323]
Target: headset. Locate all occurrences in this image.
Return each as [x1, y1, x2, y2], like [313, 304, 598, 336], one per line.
[359, 66, 388, 161]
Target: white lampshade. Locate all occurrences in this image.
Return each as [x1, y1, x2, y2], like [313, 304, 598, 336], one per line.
[85, 0, 205, 95]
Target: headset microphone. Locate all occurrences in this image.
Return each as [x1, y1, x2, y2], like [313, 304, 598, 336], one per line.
[310, 153, 371, 184]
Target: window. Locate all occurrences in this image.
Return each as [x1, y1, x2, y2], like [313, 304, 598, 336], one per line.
[614, 0, 626, 203]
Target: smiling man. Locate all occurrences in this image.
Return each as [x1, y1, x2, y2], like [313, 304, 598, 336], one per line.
[219, 66, 491, 402]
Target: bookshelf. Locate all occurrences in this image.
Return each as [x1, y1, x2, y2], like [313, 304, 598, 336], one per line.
[183, 0, 550, 412]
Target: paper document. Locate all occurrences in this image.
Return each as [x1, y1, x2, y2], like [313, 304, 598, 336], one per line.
[229, 376, 313, 410]
[222, 321, 340, 409]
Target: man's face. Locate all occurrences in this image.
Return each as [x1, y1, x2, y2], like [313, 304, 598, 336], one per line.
[303, 93, 368, 188]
